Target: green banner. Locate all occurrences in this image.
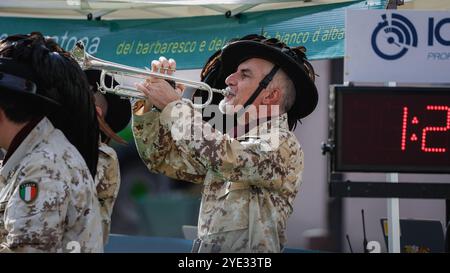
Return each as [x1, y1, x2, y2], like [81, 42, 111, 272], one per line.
[0, 1, 386, 69]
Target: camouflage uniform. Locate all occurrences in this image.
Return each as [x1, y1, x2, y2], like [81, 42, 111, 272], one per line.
[133, 100, 303, 253]
[0, 118, 103, 252]
[95, 142, 120, 245]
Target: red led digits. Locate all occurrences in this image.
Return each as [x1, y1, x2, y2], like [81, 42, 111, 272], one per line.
[401, 107, 408, 151]
[421, 105, 450, 153]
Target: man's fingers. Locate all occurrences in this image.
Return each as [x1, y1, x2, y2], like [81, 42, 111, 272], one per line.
[150, 56, 175, 77]
[144, 60, 162, 83]
[175, 83, 185, 94]
[151, 60, 161, 72]
[167, 58, 176, 75]
[159, 56, 168, 63]
[159, 56, 169, 73]
[136, 82, 149, 95]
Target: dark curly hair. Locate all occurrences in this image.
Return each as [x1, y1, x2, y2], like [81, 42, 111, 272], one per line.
[0, 32, 99, 178]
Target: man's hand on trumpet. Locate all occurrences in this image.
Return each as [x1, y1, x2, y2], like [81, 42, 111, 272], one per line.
[136, 56, 184, 112]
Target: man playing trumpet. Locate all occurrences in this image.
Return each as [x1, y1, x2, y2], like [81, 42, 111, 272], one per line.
[132, 35, 318, 253]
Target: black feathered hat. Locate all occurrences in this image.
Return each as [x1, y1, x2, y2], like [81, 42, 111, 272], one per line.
[0, 58, 61, 112]
[219, 36, 318, 121]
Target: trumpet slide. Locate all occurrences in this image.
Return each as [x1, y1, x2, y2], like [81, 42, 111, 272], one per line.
[71, 41, 229, 109]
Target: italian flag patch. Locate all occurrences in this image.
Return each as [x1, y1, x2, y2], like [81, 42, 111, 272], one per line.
[19, 182, 38, 203]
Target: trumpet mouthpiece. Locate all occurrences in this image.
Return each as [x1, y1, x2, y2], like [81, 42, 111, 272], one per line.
[222, 87, 231, 96]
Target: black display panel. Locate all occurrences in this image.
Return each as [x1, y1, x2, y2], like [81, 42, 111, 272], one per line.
[334, 86, 450, 173]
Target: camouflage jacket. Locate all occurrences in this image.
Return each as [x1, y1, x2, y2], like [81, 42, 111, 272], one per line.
[0, 118, 103, 253]
[133, 100, 303, 253]
[95, 142, 120, 245]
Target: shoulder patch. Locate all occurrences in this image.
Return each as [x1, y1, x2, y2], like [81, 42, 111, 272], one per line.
[19, 182, 38, 203]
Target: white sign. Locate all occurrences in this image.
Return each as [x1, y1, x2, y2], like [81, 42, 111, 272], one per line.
[345, 10, 450, 83]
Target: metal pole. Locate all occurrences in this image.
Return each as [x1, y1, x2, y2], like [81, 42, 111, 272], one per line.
[387, 173, 401, 253]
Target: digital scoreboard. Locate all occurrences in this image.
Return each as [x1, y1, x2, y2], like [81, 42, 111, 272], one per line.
[333, 86, 450, 173]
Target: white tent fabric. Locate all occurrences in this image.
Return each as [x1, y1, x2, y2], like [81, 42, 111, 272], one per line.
[401, 0, 450, 10]
[0, 0, 370, 19]
[0, 1, 447, 20]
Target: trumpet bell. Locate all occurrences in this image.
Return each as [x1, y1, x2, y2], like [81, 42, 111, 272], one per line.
[72, 41, 89, 69]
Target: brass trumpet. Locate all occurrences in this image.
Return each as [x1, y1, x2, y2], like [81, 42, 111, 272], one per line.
[71, 41, 229, 109]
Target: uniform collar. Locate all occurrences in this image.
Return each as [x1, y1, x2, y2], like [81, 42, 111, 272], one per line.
[0, 117, 55, 185]
[2, 116, 43, 164]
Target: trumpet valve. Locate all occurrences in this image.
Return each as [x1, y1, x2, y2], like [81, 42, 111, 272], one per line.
[97, 83, 107, 95]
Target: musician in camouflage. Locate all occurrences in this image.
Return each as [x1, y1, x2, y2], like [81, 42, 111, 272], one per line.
[133, 35, 318, 252]
[0, 117, 103, 252]
[0, 33, 103, 252]
[86, 69, 131, 245]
